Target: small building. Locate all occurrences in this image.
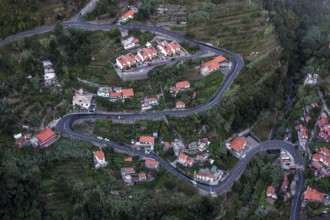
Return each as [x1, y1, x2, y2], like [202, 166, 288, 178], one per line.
[196, 166, 223, 183]
[141, 97, 159, 110]
[176, 101, 185, 109]
[266, 197, 276, 205]
[266, 186, 277, 199]
[163, 141, 172, 151]
[138, 172, 147, 181]
[200, 56, 226, 76]
[281, 179, 289, 192]
[93, 150, 108, 169]
[72, 88, 93, 109]
[97, 87, 112, 97]
[157, 40, 181, 56]
[116, 54, 136, 70]
[121, 37, 140, 50]
[145, 158, 159, 169]
[303, 186, 325, 203]
[226, 136, 247, 153]
[170, 81, 190, 96]
[312, 153, 325, 162]
[33, 127, 59, 148]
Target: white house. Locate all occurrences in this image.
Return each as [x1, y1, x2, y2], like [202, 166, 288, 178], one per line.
[157, 40, 181, 56]
[93, 150, 108, 169]
[72, 89, 93, 109]
[42, 60, 57, 86]
[116, 54, 136, 70]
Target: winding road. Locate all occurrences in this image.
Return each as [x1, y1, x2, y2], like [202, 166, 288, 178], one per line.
[0, 10, 304, 220]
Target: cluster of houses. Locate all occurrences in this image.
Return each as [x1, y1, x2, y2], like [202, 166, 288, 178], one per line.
[97, 86, 135, 102]
[310, 146, 330, 177]
[318, 112, 330, 142]
[42, 60, 57, 86]
[226, 135, 248, 157]
[200, 55, 227, 76]
[116, 40, 182, 70]
[120, 157, 159, 185]
[266, 173, 292, 205]
[15, 127, 60, 148]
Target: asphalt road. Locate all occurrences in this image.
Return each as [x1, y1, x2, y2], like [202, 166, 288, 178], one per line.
[0, 13, 303, 220]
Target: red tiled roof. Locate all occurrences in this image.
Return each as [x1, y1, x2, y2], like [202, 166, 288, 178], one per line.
[301, 128, 308, 138]
[324, 157, 330, 165]
[140, 136, 155, 143]
[197, 171, 214, 178]
[304, 186, 324, 202]
[201, 56, 226, 72]
[145, 159, 159, 167]
[267, 186, 276, 195]
[121, 9, 135, 19]
[169, 41, 180, 51]
[36, 128, 56, 143]
[133, 38, 139, 43]
[319, 132, 329, 139]
[306, 116, 312, 122]
[318, 117, 329, 126]
[186, 157, 194, 165]
[176, 81, 190, 89]
[320, 147, 330, 156]
[312, 153, 324, 162]
[179, 153, 188, 161]
[148, 97, 157, 102]
[124, 157, 133, 162]
[138, 172, 146, 179]
[176, 101, 185, 107]
[122, 88, 134, 97]
[94, 150, 105, 160]
[123, 167, 135, 173]
[230, 136, 247, 152]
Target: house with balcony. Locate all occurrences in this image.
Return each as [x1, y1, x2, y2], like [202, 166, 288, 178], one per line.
[72, 88, 93, 109]
[196, 166, 223, 183]
[122, 88, 134, 99]
[118, 7, 138, 23]
[170, 81, 190, 96]
[135, 43, 158, 63]
[97, 87, 113, 97]
[303, 186, 325, 203]
[145, 158, 159, 169]
[177, 153, 194, 167]
[226, 136, 247, 156]
[141, 97, 159, 110]
[132, 136, 155, 153]
[176, 101, 185, 109]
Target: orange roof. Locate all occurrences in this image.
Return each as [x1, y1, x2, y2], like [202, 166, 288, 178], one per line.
[36, 128, 56, 143]
[145, 159, 159, 167]
[117, 55, 127, 66]
[138, 172, 146, 179]
[110, 92, 122, 97]
[304, 186, 324, 202]
[124, 157, 133, 162]
[140, 135, 155, 143]
[94, 150, 105, 160]
[312, 161, 323, 170]
[133, 38, 139, 43]
[176, 81, 190, 89]
[145, 47, 157, 56]
[121, 9, 135, 19]
[266, 186, 276, 195]
[320, 147, 330, 156]
[197, 171, 214, 178]
[122, 88, 134, 97]
[179, 153, 188, 161]
[125, 54, 135, 63]
[324, 157, 330, 165]
[201, 56, 226, 72]
[176, 101, 185, 107]
[230, 136, 247, 152]
[312, 153, 324, 162]
[186, 157, 194, 165]
[159, 41, 173, 55]
[169, 41, 180, 51]
[123, 167, 135, 172]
